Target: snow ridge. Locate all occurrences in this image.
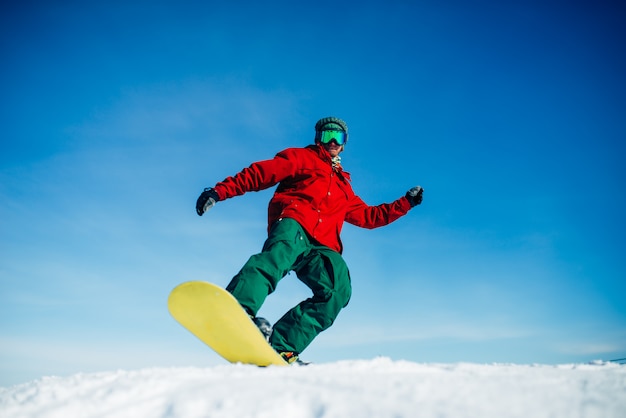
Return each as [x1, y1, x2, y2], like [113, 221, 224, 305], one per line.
[1, 358, 625, 418]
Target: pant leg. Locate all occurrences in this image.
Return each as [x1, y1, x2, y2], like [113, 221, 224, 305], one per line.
[270, 246, 352, 354]
[226, 218, 308, 316]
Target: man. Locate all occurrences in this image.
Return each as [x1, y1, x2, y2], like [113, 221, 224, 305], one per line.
[196, 116, 423, 363]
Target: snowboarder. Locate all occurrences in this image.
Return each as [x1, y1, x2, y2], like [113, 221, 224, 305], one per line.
[196, 116, 423, 363]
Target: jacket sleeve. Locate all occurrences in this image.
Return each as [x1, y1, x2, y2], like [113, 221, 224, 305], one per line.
[213, 150, 298, 200]
[344, 194, 412, 229]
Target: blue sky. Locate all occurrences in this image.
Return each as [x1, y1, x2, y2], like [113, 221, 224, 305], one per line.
[1, 0, 624, 385]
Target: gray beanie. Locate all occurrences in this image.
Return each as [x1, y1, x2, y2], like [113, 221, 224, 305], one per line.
[314, 116, 348, 133]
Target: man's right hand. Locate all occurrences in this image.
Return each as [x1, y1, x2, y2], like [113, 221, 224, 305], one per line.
[196, 188, 220, 216]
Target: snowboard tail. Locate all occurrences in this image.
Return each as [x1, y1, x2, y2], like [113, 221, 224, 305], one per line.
[168, 281, 287, 366]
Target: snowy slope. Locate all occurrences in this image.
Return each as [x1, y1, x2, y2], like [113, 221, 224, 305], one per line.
[1, 358, 624, 418]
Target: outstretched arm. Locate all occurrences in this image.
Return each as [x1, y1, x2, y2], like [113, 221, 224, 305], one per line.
[195, 150, 298, 216]
[345, 186, 423, 228]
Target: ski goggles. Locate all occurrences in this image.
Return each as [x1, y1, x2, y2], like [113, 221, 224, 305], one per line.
[316, 129, 348, 146]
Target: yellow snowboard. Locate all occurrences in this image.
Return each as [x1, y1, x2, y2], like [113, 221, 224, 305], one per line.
[168, 281, 287, 366]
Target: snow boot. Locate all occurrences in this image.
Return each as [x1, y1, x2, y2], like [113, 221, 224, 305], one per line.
[279, 351, 310, 366]
[252, 317, 272, 341]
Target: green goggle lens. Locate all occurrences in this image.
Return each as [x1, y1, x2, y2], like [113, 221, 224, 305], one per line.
[317, 130, 347, 146]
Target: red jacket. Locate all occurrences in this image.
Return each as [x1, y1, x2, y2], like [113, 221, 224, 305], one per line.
[214, 145, 412, 253]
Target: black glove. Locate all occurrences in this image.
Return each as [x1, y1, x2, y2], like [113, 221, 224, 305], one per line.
[196, 188, 220, 216]
[405, 186, 423, 207]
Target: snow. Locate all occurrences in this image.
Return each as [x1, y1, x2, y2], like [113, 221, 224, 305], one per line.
[1, 358, 624, 418]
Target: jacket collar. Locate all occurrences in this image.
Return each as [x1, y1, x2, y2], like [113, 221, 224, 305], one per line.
[308, 144, 351, 181]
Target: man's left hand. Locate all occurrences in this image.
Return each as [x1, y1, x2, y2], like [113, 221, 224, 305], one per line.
[406, 186, 423, 207]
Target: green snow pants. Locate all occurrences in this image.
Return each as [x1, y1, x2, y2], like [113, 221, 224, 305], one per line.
[225, 217, 352, 355]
